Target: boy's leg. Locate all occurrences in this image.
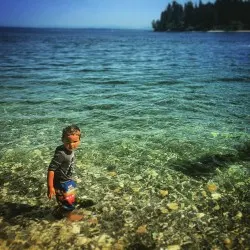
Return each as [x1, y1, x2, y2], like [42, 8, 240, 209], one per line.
[55, 188, 83, 221]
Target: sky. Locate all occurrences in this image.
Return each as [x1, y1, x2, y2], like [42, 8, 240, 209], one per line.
[0, 0, 204, 30]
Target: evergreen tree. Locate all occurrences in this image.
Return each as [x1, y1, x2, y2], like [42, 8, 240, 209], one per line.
[184, 1, 195, 29]
[152, 0, 250, 31]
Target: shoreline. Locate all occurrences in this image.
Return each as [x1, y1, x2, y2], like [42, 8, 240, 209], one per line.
[154, 29, 250, 33]
[207, 29, 250, 32]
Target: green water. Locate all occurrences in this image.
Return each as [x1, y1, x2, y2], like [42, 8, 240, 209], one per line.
[0, 28, 249, 249]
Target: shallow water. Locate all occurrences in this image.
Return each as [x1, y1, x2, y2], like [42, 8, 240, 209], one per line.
[0, 28, 250, 248]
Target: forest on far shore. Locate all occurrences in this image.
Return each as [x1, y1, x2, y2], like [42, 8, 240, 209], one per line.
[152, 0, 250, 31]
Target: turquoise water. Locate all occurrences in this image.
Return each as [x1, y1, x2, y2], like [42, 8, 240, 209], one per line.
[1, 28, 249, 165]
[0, 28, 250, 248]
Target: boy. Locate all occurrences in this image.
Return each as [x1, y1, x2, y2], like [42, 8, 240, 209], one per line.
[47, 124, 83, 221]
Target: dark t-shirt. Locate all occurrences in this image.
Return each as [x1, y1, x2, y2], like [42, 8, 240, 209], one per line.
[48, 145, 75, 185]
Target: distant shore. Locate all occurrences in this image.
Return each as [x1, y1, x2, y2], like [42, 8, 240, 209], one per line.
[154, 29, 250, 33]
[207, 30, 250, 32]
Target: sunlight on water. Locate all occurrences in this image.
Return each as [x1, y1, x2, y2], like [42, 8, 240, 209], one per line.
[0, 28, 250, 249]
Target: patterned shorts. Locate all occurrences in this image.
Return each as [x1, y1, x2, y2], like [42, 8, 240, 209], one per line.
[55, 180, 77, 211]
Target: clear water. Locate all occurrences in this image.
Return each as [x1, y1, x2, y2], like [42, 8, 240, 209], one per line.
[1, 27, 250, 248]
[1, 28, 249, 167]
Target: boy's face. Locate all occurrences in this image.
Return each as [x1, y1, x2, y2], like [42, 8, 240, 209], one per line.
[62, 133, 80, 151]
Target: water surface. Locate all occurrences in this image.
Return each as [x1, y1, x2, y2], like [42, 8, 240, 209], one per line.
[0, 27, 250, 248]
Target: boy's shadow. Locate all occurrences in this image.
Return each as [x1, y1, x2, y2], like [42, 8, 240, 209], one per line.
[0, 202, 51, 223]
[0, 199, 95, 224]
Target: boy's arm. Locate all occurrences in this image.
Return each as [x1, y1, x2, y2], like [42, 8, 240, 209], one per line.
[47, 148, 63, 199]
[47, 171, 56, 199]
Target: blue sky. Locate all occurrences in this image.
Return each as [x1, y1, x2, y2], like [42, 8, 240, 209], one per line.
[0, 0, 205, 29]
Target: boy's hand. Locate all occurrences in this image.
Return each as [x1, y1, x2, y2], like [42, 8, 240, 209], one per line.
[47, 187, 56, 199]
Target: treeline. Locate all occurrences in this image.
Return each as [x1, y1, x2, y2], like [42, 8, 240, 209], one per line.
[152, 0, 250, 31]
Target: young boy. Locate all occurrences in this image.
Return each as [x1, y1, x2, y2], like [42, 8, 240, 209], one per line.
[47, 124, 83, 221]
